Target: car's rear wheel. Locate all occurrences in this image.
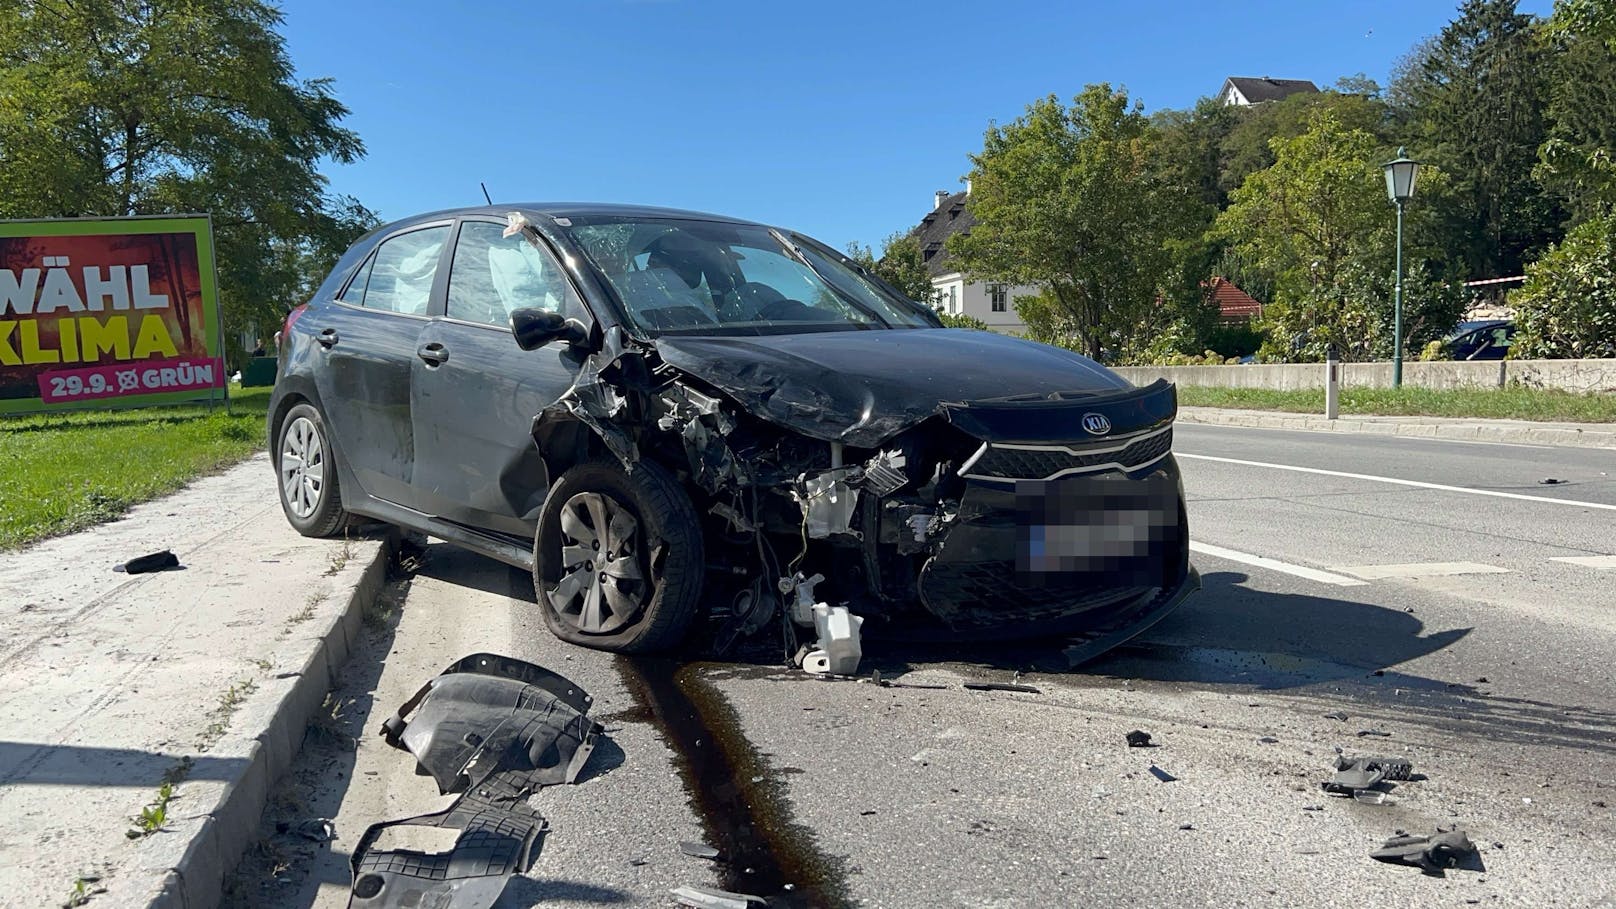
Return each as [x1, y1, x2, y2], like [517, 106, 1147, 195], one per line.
[276, 402, 352, 537]
[533, 459, 704, 653]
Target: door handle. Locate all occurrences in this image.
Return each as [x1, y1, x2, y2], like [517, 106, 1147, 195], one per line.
[317, 327, 339, 348]
[417, 342, 449, 366]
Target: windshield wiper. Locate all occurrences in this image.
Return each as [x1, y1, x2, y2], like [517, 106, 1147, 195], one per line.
[768, 228, 887, 329]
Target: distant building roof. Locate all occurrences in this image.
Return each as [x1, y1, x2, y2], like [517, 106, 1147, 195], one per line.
[1205, 276, 1262, 321]
[1221, 77, 1320, 105]
[911, 190, 974, 277]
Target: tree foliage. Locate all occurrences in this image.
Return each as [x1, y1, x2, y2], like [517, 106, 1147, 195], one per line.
[1512, 212, 1616, 357]
[0, 0, 376, 340]
[1392, 0, 1561, 277]
[1537, 1, 1616, 219]
[951, 84, 1203, 359]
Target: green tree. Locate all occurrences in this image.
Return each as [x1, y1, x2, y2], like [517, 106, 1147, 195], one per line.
[1213, 110, 1394, 360]
[1537, 2, 1616, 219]
[1392, 0, 1561, 277]
[1512, 212, 1616, 357]
[0, 0, 376, 340]
[950, 84, 1203, 359]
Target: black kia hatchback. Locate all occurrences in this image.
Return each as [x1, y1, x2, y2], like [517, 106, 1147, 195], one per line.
[270, 204, 1197, 655]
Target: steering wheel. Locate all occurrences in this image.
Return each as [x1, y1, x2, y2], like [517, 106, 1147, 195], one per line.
[720, 281, 786, 322]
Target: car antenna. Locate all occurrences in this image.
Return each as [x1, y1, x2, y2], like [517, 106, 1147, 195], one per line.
[479, 182, 493, 205]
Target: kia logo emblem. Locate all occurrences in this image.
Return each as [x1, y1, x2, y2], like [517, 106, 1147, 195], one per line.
[1081, 413, 1111, 435]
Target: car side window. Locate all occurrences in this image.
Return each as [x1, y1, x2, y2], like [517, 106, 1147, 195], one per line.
[337, 254, 374, 306]
[447, 221, 584, 328]
[359, 226, 450, 315]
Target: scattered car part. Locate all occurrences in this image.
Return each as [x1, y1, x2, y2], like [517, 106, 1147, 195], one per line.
[1370, 828, 1478, 874]
[1323, 711, 1349, 721]
[963, 682, 1041, 694]
[800, 603, 864, 675]
[1357, 728, 1393, 737]
[1149, 765, 1177, 783]
[349, 654, 601, 909]
[679, 841, 722, 861]
[114, 550, 180, 574]
[1323, 755, 1413, 796]
[670, 885, 764, 909]
[280, 818, 336, 843]
[1125, 730, 1155, 748]
[1539, 477, 1563, 485]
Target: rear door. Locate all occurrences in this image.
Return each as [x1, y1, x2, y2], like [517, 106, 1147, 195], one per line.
[309, 222, 451, 509]
[409, 217, 591, 537]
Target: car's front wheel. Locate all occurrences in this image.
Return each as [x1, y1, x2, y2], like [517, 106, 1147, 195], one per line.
[275, 402, 352, 537]
[533, 459, 704, 653]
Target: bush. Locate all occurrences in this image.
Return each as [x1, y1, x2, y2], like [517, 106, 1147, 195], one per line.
[936, 310, 990, 330]
[1513, 212, 1616, 359]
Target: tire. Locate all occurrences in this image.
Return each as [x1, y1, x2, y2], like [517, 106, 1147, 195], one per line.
[274, 402, 352, 538]
[533, 458, 704, 654]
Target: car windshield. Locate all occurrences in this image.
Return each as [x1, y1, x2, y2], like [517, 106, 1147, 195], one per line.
[561, 217, 938, 336]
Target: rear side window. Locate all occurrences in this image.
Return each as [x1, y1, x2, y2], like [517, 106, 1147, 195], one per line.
[345, 226, 450, 315]
[447, 221, 584, 327]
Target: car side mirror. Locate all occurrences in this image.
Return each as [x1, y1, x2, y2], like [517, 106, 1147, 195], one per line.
[511, 308, 590, 351]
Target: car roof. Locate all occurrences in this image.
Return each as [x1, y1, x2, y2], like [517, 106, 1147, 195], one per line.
[375, 202, 765, 234]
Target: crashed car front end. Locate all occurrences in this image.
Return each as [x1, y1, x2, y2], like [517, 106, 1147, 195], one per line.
[531, 325, 1194, 662]
[505, 209, 1197, 664]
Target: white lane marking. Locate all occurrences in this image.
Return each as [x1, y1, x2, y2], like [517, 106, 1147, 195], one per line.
[1551, 555, 1616, 570]
[1339, 561, 1510, 579]
[1189, 541, 1369, 587]
[1177, 453, 1616, 512]
[1178, 422, 1558, 450]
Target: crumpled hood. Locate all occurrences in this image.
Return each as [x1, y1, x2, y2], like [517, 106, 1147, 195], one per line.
[653, 328, 1137, 447]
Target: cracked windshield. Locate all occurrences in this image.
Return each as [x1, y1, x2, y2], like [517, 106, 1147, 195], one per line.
[1, 1, 1611, 908]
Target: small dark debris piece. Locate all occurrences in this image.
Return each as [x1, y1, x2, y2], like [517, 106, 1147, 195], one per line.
[1178, 824, 1194, 830]
[1357, 728, 1392, 737]
[679, 841, 722, 861]
[1594, 800, 1608, 808]
[114, 550, 180, 574]
[628, 857, 650, 867]
[1125, 730, 1155, 748]
[964, 682, 1040, 694]
[1539, 478, 1563, 485]
[1149, 765, 1177, 783]
[1371, 670, 1386, 677]
[1475, 677, 1490, 684]
[1302, 804, 1325, 812]
[278, 818, 335, 843]
[1323, 711, 1349, 721]
[1371, 829, 1478, 874]
[859, 810, 877, 816]
[1258, 736, 1279, 744]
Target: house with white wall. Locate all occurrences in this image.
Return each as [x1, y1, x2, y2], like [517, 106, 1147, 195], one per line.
[913, 189, 1033, 335]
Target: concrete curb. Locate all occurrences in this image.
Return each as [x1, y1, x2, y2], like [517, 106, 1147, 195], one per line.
[140, 532, 396, 909]
[1177, 406, 1616, 449]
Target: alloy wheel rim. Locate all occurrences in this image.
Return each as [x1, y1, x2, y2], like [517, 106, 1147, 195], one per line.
[549, 491, 647, 634]
[279, 416, 325, 519]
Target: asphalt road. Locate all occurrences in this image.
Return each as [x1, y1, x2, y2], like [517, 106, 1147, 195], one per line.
[231, 424, 1616, 909]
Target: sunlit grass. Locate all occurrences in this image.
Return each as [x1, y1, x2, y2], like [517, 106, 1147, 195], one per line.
[1177, 384, 1616, 423]
[0, 386, 273, 549]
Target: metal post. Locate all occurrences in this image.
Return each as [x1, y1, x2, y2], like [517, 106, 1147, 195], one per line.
[1325, 344, 1340, 420]
[1393, 198, 1405, 389]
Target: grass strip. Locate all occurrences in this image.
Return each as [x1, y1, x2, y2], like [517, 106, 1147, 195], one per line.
[1176, 385, 1616, 423]
[0, 386, 273, 550]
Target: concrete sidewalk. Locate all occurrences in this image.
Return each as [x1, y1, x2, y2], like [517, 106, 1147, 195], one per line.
[1178, 405, 1616, 449]
[0, 453, 388, 909]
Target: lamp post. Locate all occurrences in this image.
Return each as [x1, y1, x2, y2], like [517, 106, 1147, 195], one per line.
[1382, 147, 1421, 388]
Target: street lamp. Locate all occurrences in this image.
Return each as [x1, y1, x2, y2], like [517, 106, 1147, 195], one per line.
[1382, 147, 1421, 387]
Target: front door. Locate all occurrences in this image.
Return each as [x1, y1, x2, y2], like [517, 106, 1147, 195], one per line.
[410, 218, 590, 537]
[309, 222, 451, 509]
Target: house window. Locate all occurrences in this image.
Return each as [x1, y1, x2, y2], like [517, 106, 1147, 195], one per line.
[989, 284, 1008, 312]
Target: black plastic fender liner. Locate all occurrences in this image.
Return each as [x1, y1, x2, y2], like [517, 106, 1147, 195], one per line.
[350, 654, 602, 909]
[379, 653, 599, 795]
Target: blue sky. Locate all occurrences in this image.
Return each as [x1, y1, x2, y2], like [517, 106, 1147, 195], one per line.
[277, 0, 1553, 252]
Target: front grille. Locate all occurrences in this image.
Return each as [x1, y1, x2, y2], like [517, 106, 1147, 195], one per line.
[966, 427, 1173, 482]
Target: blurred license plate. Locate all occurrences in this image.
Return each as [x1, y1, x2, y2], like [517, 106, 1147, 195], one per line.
[1015, 476, 1177, 575]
